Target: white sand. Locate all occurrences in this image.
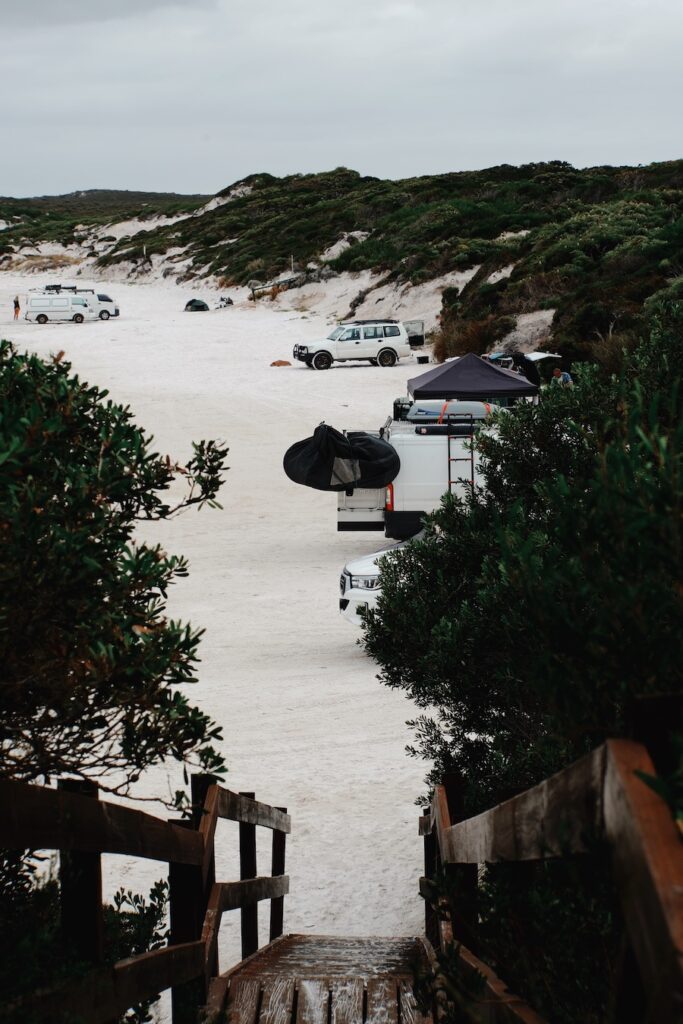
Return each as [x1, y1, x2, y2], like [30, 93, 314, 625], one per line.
[0, 273, 428, 970]
[500, 309, 556, 352]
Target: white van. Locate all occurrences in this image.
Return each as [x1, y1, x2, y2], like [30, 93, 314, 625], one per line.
[75, 289, 120, 320]
[25, 293, 98, 324]
[30, 285, 119, 320]
[337, 402, 502, 538]
[293, 319, 412, 370]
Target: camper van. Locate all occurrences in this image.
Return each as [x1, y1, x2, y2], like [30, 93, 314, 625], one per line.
[25, 293, 98, 324]
[337, 401, 496, 539]
[38, 284, 119, 319]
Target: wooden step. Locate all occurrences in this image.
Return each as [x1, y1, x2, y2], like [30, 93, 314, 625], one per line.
[212, 935, 432, 1024]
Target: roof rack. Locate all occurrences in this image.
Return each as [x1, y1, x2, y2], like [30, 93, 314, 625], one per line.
[341, 318, 399, 325]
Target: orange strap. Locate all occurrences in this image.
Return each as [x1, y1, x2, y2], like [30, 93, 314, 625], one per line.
[437, 401, 449, 424]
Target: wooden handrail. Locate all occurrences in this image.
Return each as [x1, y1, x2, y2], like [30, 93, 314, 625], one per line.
[423, 740, 683, 1022]
[0, 779, 204, 864]
[0, 776, 291, 1024]
[434, 744, 606, 863]
[1, 940, 205, 1024]
[214, 788, 291, 833]
[218, 874, 290, 912]
[603, 740, 683, 1021]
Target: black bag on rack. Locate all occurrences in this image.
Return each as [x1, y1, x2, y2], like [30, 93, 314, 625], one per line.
[283, 423, 400, 492]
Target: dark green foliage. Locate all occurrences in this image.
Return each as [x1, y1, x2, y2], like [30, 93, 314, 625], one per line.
[0, 189, 207, 249]
[0, 341, 228, 791]
[0, 854, 169, 1024]
[362, 300, 683, 1019]
[0, 853, 69, 1016]
[477, 857, 621, 1024]
[104, 881, 169, 1024]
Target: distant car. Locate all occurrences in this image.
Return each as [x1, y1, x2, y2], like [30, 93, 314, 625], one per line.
[293, 319, 412, 370]
[185, 299, 209, 312]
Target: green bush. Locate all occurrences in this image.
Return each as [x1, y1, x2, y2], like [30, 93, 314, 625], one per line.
[0, 341, 228, 793]
[362, 300, 683, 1019]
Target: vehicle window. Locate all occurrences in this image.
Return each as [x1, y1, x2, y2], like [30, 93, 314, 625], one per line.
[74, 297, 87, 306]
[327, 327, 344, 340]
[98, 294, 112, 302]
[384, 325, 400, 337]
[340, 328, 360, 341]
[363, 326, 383, 339]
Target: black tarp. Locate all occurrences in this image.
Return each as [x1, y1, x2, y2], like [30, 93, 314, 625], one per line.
[283, 424, 400, 492]
[407, 352, 538, 399]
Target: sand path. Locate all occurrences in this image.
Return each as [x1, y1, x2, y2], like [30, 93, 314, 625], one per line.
[1, 275, 427, 971]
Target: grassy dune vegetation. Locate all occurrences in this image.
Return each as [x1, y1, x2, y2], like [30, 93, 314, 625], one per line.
[3, 160, 683, 360]
[0, 189, 208, 249]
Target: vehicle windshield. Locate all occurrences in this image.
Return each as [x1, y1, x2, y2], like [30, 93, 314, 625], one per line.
[326, 327, 344, 340]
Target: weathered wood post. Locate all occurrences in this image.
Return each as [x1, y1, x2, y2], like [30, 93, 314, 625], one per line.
[191, 773, 218, 978]
[443, 773, 479, 955]
[269, 807, 287, 941]
[422, 805, 440, 950]
[239, 791, 258, 958]
[58, 779, 103, 965]
[169, 776, 216, 1024]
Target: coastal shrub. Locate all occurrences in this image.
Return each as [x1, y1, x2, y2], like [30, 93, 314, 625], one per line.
[0, 341, 228, 792]
[362, 300, 683, 1019]
[0, 342, 230, 1021]
[432, 314, 515, 362]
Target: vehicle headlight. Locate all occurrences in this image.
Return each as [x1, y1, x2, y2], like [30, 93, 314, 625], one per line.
[350, 575, 380, 590]
[299, 346, 308, 354]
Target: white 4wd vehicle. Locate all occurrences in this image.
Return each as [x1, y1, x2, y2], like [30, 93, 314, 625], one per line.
[339, 535, 420, 625]
[293, 320, 412, 370]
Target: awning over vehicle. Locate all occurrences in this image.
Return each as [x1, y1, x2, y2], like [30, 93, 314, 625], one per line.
[407, 352, 539, 399]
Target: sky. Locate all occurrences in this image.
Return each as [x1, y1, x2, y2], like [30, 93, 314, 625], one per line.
[3, 0, 682, 197]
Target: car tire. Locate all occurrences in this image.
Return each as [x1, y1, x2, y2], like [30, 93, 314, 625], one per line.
[36, 314, 48, 325]
[377, 348, 397, 367]
[369, 358, 378, 366]
[99, 310, 110, 320]
[312, 351, 333, 370]
[73, 314, 84, 324]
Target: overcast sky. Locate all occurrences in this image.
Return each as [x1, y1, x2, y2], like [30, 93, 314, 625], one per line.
[3, 0, 682, 197]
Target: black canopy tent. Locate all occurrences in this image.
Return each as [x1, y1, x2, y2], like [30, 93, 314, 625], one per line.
[407, 352, 538, 400]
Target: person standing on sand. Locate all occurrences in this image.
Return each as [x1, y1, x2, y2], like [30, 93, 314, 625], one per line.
[13, 296, 20, 320]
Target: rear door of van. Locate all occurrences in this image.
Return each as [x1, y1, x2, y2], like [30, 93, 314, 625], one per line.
[337, 487, 385, 531]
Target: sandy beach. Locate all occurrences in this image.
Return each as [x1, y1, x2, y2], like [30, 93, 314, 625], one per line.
[0, 273, 430, 971]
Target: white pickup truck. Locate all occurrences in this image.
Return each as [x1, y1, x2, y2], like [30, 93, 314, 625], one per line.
[337, 400, 496, 539]
[339, 536, 418, 625]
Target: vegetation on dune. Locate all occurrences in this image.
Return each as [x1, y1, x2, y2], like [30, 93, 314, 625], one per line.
[0, 188, 208, 252]
[3, 161, 683, 362]
[362, 296, 683, 1021]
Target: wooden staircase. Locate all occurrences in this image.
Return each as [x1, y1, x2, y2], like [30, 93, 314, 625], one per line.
[1, 732, 682, 1023]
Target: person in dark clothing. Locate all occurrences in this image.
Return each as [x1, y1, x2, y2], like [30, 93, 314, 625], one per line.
[13, 296, 20, 320]
[511, 352, 541, 387]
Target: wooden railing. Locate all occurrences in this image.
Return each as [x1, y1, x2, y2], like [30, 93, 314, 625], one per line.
[0, 775, 290, 1024]
[421, 739, 683, 1024]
